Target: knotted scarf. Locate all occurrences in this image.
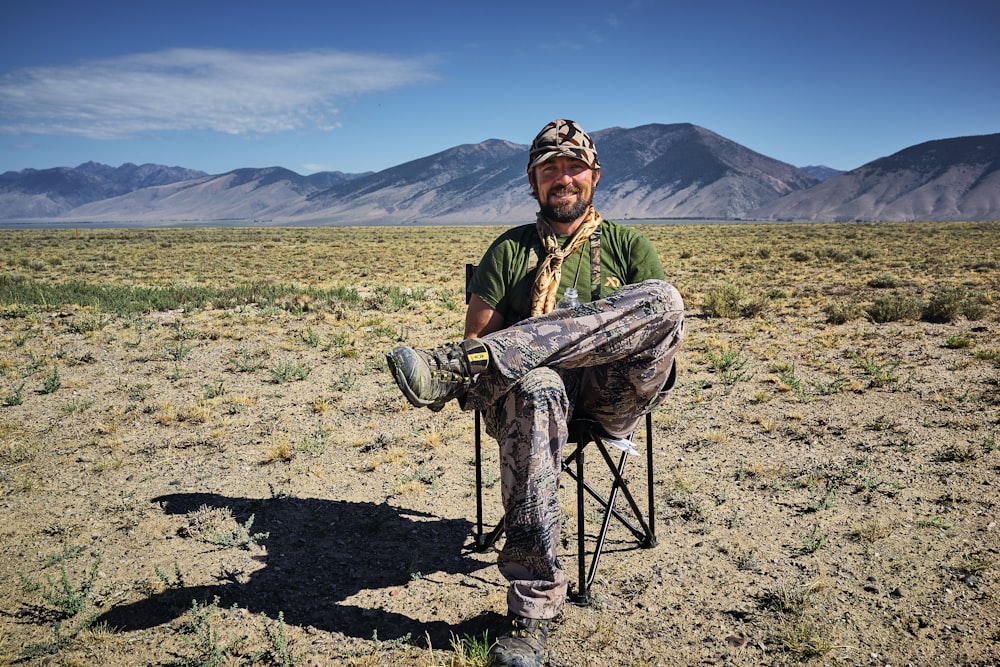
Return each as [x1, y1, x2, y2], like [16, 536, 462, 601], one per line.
[529, 206, 602, 316]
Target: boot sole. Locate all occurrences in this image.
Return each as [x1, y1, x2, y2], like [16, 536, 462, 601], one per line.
[385, 351, 436, 409]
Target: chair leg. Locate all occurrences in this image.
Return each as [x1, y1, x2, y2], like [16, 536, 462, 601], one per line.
[645, 412, 657, 548]
[569, 442, 591, 605]
[474, 409, 486, 547]
[585, 449, 629, 592]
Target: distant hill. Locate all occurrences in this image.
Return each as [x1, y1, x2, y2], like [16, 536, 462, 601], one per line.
[0, 162, 207, 218]
[61, 167, 367, 223]
[800, 165, 845, 181]
[287, 124, 820, 223]
[1, 126, 997, 224]
[752, 134, 1000, 222]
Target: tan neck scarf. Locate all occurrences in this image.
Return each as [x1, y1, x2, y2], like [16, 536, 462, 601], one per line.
[529, 207, 602, 316]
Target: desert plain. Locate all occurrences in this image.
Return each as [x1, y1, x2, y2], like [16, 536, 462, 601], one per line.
[0, 221, 998, 666]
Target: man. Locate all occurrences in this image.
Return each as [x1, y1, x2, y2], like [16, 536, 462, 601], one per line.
[386, 119, 684, 667]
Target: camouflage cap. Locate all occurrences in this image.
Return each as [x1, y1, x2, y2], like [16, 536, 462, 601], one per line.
[526, 119, 600, 173]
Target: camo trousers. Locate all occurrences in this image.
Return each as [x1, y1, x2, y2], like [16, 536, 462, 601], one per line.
[465, 279, 684, 619]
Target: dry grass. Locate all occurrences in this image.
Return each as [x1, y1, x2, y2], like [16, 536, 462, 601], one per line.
[0, 221, 998, 665]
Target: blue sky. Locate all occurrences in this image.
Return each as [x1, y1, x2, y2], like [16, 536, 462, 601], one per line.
[1, 0, 997, 176]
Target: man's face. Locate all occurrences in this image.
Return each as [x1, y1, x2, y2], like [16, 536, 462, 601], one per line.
[532, 156, 600, 224]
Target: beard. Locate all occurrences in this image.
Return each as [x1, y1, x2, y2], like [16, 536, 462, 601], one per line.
[538, 186, 593, 223]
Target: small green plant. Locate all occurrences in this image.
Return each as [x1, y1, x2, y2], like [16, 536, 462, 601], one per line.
[759, 584, 813, 616]
[704, 346, 752, 383]
[853, 352, 901, 388]
[210, 514, 269, 550]
[270, 360, 309, 384]
[401, 464, 444, 489]
[799, 525, 828, 554]
[44, 543, 84, 568]
[154, 561, 186, 590]
[3, 382, 25, 406]
[806, 487, 836, 512]
[440, 290, 460, 311]
[775, 366, 803, 395]
[20, 553, 102, 628]
[170, 597, 247, 667]
[167, 341, 196, 361]
[202, 380, 225, 399]
[973, 348, 1000, 363]
[41, 367, 61, 394]
[809, 374, 850, 396]
[944, 335, 973, 349]
[258, 611, 303, 667]
[230, 347, 267, 372]
[448, 632, 494, 667]
[299, 327, 320, 347]
[781, 621, 831, 659]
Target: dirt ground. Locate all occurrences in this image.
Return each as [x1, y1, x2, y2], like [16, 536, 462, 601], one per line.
[0, 223, 998, 666]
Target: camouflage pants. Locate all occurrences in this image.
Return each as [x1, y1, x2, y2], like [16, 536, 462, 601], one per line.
[466, 279, 684, 619]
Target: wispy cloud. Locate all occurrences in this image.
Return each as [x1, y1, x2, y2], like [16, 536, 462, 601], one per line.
[0, 48, 438, 139]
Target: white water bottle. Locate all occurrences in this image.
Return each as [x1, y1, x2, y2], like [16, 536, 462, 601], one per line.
[556, 287, 580, 309]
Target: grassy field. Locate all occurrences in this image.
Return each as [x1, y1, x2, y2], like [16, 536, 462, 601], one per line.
[0, 221, 998, 666]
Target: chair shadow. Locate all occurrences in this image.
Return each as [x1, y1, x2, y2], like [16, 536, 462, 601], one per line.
[97, 492, 500, 646]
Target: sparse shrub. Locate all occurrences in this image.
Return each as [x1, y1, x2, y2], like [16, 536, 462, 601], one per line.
[868, 273, 900, 288]
[922, 286, 987, 322]
[974, 348, 1000, 363]
[789, 250, 812, 262]
[866, 294, 922, 323]
[209, 514, 269, 550]
[702, 283, 767, 319]
[824, 301, 864, 324]
[944, 336, 973, 349]
[922, 286, 967, 323]
[172, 597, 248, 666]
[781, 621, 831, 659]
[815, 247, 851, 262]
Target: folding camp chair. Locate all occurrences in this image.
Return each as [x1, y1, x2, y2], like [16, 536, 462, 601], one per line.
[466, 263, 672, 605]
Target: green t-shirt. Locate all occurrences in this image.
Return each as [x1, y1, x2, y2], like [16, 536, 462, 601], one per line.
[468, 219, 665, 324]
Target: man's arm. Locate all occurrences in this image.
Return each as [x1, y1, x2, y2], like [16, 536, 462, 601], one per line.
[465, 293, 506, 338]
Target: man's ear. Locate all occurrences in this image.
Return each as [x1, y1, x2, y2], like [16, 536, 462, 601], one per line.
[527, 171, 538, 198]
[592, 169, 601, 188]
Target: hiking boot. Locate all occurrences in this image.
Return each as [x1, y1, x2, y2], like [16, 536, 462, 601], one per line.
[490, 615, 550, 667]
[385, 339, 490, 410]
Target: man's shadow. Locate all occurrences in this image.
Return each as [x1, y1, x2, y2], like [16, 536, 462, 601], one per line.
[97, 493, 501, 646]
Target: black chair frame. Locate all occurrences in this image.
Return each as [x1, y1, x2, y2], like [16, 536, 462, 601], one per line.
[473, 410, 659, 605]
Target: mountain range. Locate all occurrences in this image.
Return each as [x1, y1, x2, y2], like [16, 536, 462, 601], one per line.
[1, 123, 997, 224]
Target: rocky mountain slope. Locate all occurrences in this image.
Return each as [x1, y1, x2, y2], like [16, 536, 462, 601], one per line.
[752, 134, 1000, 222]
[0, 162, 207, 218]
